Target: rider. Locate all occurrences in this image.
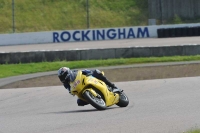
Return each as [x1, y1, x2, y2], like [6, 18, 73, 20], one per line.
[58, 67, 118, 106]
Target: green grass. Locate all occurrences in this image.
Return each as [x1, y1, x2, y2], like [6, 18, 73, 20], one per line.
[1, 0, 199, 33]
[186, 129, 200, 133]
[0, 0, 148, 33]
[1, 55, 200, 78]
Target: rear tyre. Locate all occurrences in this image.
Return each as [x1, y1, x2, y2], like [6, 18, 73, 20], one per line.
[116, 92, 129, 107]
[83, 90, 107, 110]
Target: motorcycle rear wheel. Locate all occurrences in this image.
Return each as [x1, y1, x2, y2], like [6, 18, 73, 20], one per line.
[116, 92, 129, 107]
[83, 90, 107, 110]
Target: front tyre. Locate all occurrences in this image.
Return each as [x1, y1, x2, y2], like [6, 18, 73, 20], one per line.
[83, 90, 107, 110]
[116, 92, 129, 107]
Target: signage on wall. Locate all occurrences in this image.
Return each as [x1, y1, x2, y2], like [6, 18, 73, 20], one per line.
[53, 27, 150, 42]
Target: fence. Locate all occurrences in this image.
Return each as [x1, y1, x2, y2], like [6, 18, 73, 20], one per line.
[0, 0, 148, 33]
[148, 0, 200, 24]
[1, 0, 200, 34]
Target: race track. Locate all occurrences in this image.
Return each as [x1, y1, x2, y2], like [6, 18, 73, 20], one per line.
[1, 37, 200, 52]
[1, 37, 200, 132]
[1, 77, 200, 133]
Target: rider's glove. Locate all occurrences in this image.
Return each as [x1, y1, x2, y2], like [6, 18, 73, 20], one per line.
[82, 70, 93, 76]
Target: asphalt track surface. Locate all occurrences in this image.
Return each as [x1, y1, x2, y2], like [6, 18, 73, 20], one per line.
[0, 36, 200, 52]
[1, 38, 200, 133]
[1, 78, 200, 133]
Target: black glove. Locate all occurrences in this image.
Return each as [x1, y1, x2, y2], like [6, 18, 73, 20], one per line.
[82, 71, 93, 76]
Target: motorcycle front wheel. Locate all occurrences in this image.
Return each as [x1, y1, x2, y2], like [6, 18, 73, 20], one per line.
[116, 92, 129, 107]
[83, 90, 107, 110]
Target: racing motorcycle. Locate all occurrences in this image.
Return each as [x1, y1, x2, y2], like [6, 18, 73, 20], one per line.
[69, 70, 129, 110]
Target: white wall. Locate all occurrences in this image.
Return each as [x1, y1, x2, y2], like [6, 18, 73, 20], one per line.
[0, 23, 200, 46]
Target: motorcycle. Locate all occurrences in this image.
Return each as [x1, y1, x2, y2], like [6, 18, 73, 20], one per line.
[70, 70, 129, 110]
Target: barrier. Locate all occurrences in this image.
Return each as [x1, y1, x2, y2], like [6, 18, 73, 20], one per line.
[0, 26, 151, 46]
[1, 23, 200, 64]
[1, 44, 200, 64]
[157, 26, 200, 38]
[1, 23, 200, 46]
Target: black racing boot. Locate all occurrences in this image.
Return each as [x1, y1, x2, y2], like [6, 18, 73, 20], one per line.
[77, 99, 89, 106]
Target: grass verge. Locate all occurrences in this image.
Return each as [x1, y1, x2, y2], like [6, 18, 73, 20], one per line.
[0, 0, 148, 33]
[0, 55, 200, 78]
[186, 129, 200, 133]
